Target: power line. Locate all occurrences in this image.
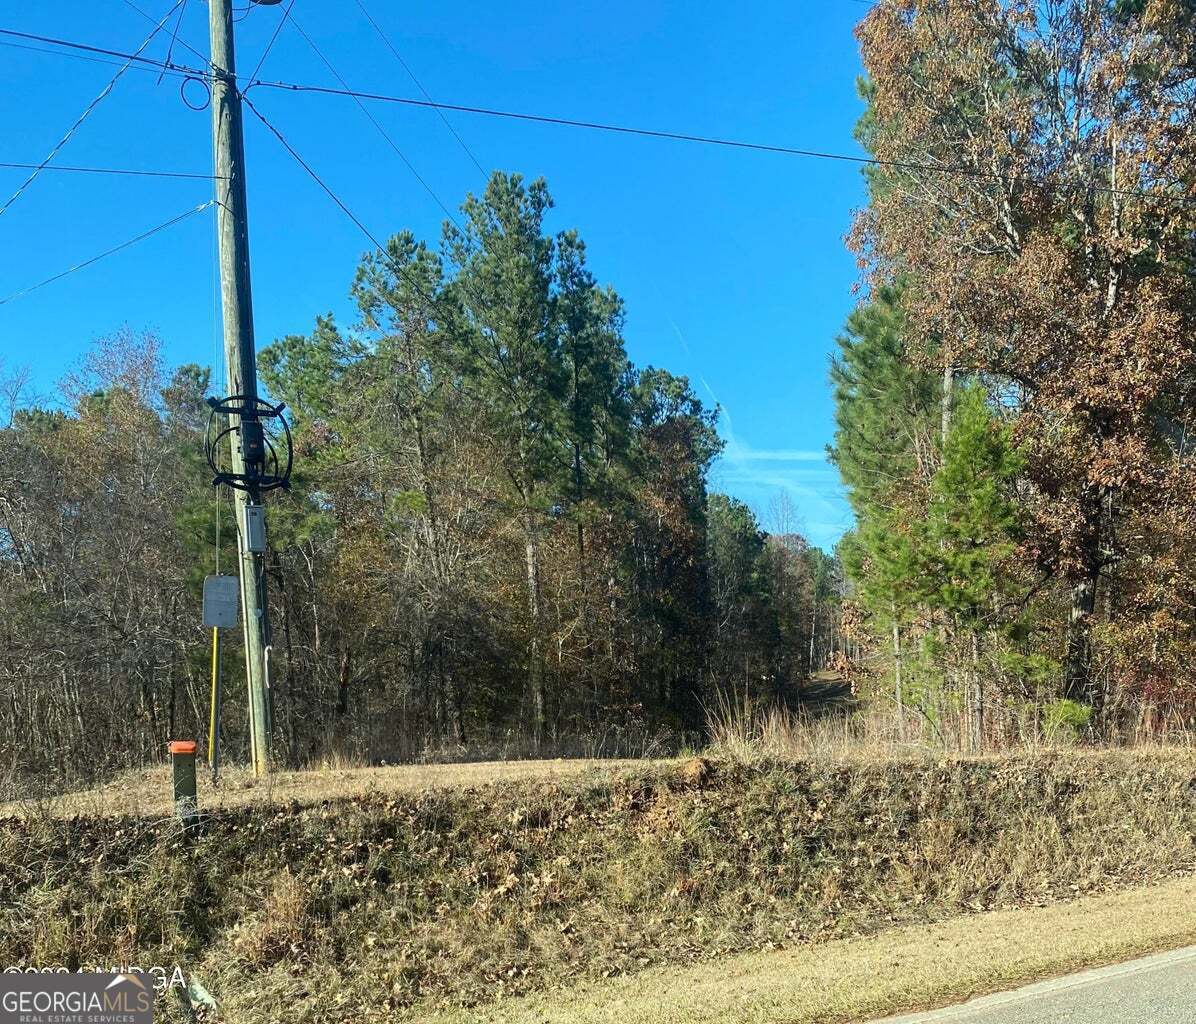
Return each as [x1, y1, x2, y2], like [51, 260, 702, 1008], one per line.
[242, 95, 403, 276]
[0, 38, 196, 78]
[0, 200, 214, 306]
[0, 161, 221, 180]
[158, 0, 191, 83]
[243, 92, 499, 391]
[248, 78, 1192, 206]
[284, 11, 464, 231]
[244, 94, 769, 464]
[249, 0, 296, 82]
[0, 1, 186, 219]
[120, 0, 209, 67]
[0, 28, 203, 75]
[7, 26, 1192, 207]
[351, 0, 486, 177]
[242, 95, 529, 411]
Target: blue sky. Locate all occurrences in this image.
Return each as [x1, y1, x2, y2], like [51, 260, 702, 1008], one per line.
[0, 1, 868, 550]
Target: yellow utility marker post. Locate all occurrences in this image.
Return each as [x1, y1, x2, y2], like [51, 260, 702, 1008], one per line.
[208, 626, 222, 782]
[202, 574, 238, 779]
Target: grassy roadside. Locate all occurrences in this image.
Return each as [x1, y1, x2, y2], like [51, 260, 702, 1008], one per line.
[3, 751, 1196, 1021]
[423, 874, 1196, 1024]
[0, 758, 649, 820]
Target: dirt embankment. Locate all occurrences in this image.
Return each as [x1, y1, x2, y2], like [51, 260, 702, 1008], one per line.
[2, 751, 1195, 1022]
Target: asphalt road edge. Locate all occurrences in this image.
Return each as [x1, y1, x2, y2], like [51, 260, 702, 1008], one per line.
[874, 944, 1196, 1022]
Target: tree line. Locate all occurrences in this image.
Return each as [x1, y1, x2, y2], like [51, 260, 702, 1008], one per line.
[835, 0, 1196, 746]
[0, 173, 842, 786]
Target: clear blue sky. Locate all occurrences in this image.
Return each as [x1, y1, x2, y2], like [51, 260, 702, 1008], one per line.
[0, 1, 868, 550]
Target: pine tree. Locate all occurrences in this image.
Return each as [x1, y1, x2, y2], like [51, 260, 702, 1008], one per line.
[830, 284, 940, 727]
[918, 386, 1024, 749]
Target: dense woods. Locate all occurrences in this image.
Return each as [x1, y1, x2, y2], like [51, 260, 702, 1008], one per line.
[837, 0, 1196, 745]
[0, 174, 842, 786]
[7, 0, 1195, 786]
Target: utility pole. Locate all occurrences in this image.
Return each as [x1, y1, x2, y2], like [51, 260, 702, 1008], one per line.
[209, 0, 272, 774]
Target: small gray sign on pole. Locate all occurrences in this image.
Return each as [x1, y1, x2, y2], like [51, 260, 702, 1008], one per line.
[203, 575, 239, 629]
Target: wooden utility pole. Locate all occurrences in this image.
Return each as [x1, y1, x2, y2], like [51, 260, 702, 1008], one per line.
[209, 0, 272, 774]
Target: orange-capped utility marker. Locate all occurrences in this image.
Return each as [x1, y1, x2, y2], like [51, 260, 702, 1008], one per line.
[169, 740, 198, 755]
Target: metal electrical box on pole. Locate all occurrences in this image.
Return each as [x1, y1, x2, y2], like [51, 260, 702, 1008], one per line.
[243, 504, 267, 553]
[208, 0, 275, 775]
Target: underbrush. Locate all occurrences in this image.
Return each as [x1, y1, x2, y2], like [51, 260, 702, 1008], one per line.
[704, 689, 1196, 761]
[1, 751, 1194, 1022]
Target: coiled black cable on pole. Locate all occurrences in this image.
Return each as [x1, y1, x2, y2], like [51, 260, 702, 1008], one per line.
[204, 394, 293, 491]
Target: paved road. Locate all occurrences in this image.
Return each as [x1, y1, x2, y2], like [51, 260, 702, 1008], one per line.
[878, 946, 1196, 1023]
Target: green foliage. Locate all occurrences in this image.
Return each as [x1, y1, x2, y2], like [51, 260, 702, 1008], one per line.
[831, 285, 1038, 730]
[997, 650, 1059, 686]
[11, 407, 66, 434]
[920, 386, 1023, 626]
[0, 173, 843, 782]
[387, 490, 430, 517]
[706, 495, 779, 690]
[442, 174, 567, 501]
[1043, 699, 1094, 743]
[163, 363, 211, 432]
[829, 283, 940, 522]
[259, 314, 361, 425]
[830, 283, 944, 638]
[707, 494, 767, 590]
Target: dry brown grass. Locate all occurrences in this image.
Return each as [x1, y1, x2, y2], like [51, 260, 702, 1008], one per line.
[421, 874, 1196, 1024]
[706, 689, 872, 761]
[0, 757, 649, 820]
[6, 751, 1196, 1022]
[234, 870, 312, 968]
[705, 687, 1196, 762]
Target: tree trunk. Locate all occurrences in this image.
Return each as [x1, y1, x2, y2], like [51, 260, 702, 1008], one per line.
[337, 648, 352, 717]
[808, 601, 818, 675]
[970, 631, 983, 753]
[524, 516, 546, 749]
[1064, 563, 1101, 713]
[941, 361, 954, 443]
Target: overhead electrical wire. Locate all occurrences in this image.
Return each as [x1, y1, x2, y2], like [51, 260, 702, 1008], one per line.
[0, 200, 214, 306]
[351, 0, 486, 177]
[158, 0, 190, 84]
[121, 0, 209, 66]
[242, 94, 411, 283]
[248, 0, 296, 82]
[0, 27, 202, 73]
[0, 0, 186, 219]
[247, 79, 1193, 205]
[241, 95, 534, 412]
[284, 10, 465, 231]
[0, 37, 195, 78]
[0, 161, 221, 179]
[3, 26, 1192, 206]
